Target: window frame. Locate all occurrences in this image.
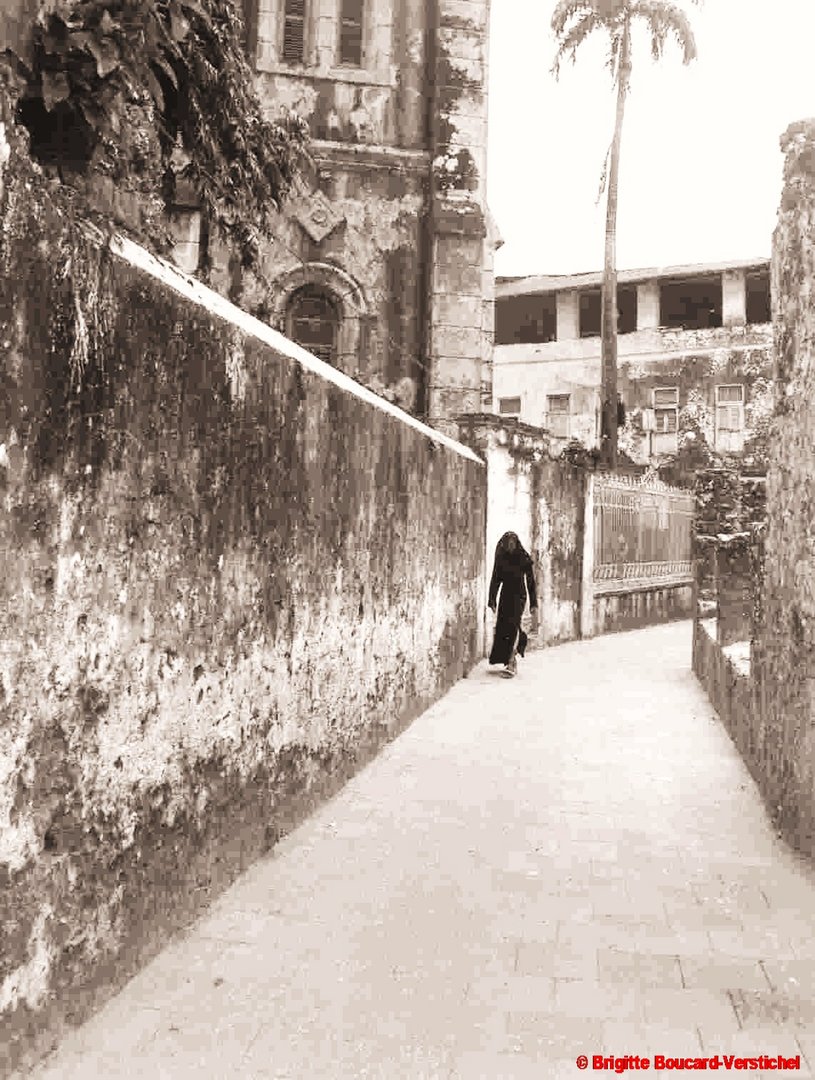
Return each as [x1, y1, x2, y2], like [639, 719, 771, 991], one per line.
[715, 384, 745, 446]
[546, 393, 571, 439]
[286, 284, 341, 365]
[652, 386, 679, 450]
[281, 0, 306, 65]
[338, 0, 364, 67]
[498, 396, 522, 417]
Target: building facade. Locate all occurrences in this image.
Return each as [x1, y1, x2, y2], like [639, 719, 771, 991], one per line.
[493, 259, 774, 466]
[172, 0, 497, 434]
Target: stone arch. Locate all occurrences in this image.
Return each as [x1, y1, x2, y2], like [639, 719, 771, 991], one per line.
[270, 262, 369, 374]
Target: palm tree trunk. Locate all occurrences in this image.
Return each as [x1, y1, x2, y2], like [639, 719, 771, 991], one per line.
[600, 22, 631, 470]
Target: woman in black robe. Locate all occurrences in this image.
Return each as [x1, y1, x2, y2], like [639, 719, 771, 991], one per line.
[488, 531, 538, 677]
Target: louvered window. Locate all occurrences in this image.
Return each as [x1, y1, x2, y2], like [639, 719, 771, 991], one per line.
[653, 387, 679, 408]
[654, 408, 678, 434]
[287, 286, 339, 364]
[339, 0, 364, 66]
[282, 0, 305, 63]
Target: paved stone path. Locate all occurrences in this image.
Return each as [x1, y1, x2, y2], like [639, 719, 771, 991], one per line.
[25, 622, 815, 1079]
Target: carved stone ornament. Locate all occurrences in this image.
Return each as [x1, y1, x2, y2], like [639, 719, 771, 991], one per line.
[290, 188, 344, 244]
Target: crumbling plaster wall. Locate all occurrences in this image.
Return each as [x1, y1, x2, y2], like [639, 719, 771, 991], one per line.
[493, 330, 774, 464]
[219, 158, 429, 404]
[0, 114, 486, 1075]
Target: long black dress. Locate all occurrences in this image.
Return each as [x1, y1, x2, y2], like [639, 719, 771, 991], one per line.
[488, 540, 537, 665]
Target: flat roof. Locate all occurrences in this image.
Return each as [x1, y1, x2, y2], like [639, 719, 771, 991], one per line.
[496, 256, 770, 298]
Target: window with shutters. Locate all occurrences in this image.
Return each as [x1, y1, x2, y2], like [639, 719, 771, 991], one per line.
[652, 386, 679, 454]
[286, 286, 339, 364]
[339, 0, 364, 66]
[715, 384, 745, 452]
[498, 396, 521, 417]
[546, 393, 570, 439]
[281, 0, 306, 63]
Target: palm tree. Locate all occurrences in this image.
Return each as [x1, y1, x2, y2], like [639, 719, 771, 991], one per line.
[552, 0, 699, 469]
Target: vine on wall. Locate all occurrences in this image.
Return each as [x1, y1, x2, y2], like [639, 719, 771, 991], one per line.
[3, 0, 310, 268]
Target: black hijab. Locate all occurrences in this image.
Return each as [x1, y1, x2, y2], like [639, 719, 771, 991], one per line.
[494, 531, 531, 572]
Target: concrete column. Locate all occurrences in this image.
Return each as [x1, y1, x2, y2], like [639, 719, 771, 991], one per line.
[580, 474, 595, 639]
[722, 269, 747, 327]
[556, 290, 579, 341]
[636, 280, 660, 329]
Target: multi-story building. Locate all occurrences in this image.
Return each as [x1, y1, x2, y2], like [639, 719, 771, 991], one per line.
[493, 258, 774, 465]
[172, 0, 498, 435]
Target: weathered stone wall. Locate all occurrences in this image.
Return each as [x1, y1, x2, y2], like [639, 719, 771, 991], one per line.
[233, 0, 495, 429]
[692, 118, 815, 861]
[0, 128, 486, 1076]
[0, 0, 39, 63]
[457, 415, 585, 649]
[755, 117, 815, 854]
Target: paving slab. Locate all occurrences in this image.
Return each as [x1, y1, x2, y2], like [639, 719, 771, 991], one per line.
[20, 621, 815, 1079]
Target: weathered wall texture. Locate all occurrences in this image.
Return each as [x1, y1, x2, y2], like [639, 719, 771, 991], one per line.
[212, 0, 495, 429]
[457, 415, 585, 649]
[754, 117, 815, 853]
[594, 584, 693, 635]
[692, 118, 815, 860]
[0, 0, 39, 63]
[0, 124, 486, 1075]
[492, 323, 774, 466]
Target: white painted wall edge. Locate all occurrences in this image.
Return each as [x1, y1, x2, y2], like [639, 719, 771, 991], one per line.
[108, 232, 484, 466]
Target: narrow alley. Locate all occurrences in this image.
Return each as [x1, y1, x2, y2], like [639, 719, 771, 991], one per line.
[25, 622, 815, 1079]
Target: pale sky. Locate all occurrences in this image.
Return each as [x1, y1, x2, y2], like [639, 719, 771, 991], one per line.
[487, 0, 815, 277]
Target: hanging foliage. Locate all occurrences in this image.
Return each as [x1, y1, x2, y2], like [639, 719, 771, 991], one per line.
[4, 0, 310, 267]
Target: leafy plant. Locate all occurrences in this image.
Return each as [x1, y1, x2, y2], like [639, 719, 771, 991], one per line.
[5, 0, 310, 267]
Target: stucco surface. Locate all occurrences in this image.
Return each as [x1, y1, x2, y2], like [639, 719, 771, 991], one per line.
[0, 130, 486, 1075]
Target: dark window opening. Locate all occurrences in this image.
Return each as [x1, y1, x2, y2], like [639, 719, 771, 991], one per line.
[659, 276, 722, 330]
[286, 286, 339, 363]
[578, 287, 637, 338]
[282, 0, 305, 63]
[617, 286, 637, 334]
[339, 0, 364, 65]
[579, 290, 601, 338]
[495, 294, 556, 345]
[745, 269, 771, 324]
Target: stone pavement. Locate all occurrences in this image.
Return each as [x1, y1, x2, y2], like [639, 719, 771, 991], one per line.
[23, 622, 815, 1079]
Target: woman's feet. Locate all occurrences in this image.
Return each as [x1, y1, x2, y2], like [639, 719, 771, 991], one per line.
[502, 657, 517, 678]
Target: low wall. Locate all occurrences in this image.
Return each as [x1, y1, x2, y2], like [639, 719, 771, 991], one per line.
[692, 619, 758, 775]
[0, 119, 486, 1076]
[594, 583, 693, 635]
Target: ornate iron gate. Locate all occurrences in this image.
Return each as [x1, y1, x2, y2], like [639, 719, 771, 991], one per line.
[593, 474, 694, 595]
